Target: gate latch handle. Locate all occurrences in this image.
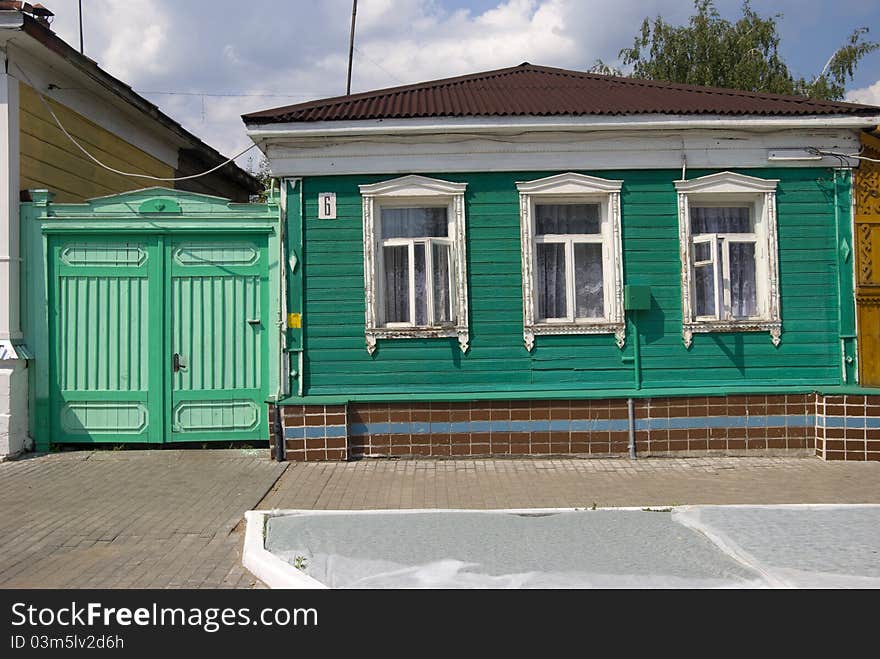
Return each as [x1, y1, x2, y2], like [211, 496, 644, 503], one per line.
[247, 318, 261, 326]
[172, 353, 186, 373]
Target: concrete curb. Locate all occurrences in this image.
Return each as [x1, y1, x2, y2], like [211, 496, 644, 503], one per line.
[241, 510, 328, 589]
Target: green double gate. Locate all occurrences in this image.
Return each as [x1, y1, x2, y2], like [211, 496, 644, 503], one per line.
[23, 188, 280, 448]
[48, 233, 270, 444]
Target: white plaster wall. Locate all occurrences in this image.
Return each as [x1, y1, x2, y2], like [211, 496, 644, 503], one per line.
[0, 362, 29, 459]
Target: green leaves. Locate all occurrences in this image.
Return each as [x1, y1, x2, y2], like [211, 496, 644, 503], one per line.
[616, 0, 878, 101]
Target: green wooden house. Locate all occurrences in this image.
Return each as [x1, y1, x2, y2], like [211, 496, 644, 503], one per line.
[244, 64, 880, 462]
[244, 63, 880, 459]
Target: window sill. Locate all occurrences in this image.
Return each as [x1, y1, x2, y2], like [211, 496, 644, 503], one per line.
[365, 326, 469, 355]
[524, 322, 625, 351]
[682, 320, 782, 348]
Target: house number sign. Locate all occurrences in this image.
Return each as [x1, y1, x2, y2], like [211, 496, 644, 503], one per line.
[318, 192, 337, 219]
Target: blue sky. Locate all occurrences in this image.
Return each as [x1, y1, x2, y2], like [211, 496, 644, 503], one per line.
[47, 1, 880, 164]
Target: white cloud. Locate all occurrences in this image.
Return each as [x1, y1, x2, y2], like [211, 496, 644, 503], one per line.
[847, 80, 880, 107]
[40, 0, 880, 170]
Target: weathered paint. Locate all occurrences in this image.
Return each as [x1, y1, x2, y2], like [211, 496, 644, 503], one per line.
[855, 132, 880, 386]
[291, 167, 854, 399]
[21, 187, 280, 449]
[19, 83, 175, 202]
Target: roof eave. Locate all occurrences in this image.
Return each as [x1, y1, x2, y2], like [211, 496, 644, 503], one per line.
[4, 13, 259, 193]
[246, 113, 880, 142]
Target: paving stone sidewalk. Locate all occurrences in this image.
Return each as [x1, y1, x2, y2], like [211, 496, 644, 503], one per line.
[258, 456, 880, 510]
[0, 451, 878, 589]
[0, 450, 286, 589]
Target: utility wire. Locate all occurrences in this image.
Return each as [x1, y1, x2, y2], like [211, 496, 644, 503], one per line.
[14, 62, 259, 183]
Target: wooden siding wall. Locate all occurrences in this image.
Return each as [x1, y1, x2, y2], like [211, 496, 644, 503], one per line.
[19, 82, 174, 202]
[298, 168, 849, 397]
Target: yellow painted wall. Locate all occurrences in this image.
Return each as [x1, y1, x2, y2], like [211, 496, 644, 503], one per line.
[19, 82, 175, 202]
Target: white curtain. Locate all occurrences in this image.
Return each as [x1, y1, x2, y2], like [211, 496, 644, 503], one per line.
[535, 204, 600, 235]
[536, 243, 567, 319]
[383, 245, 409, 323]
[432, 243, 452, 324]
[690, 206, 749, 234]
[691, 207, 756, 318]
[381, 208, 447, 238]
[729, 242, 757, 317]
[574, 243, 604, 318]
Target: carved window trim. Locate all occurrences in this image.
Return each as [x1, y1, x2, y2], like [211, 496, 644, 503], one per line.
[359, 175, 469, 354]
[516, 172, 625, 352]
[675, 171, 781, 348]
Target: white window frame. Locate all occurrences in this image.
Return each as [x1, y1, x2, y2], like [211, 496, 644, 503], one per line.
[516, 172, 625, 352]
[675, 171, 781, 348]
[360, 175, 469, 354]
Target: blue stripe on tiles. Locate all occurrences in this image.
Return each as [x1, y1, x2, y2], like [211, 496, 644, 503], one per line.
[846, 416, 866, 429]
[867, 417, 880, 429]
[790, 415, 813, 428]
[347, 413, 823, 437]
[284, 426, 305, 439]
[824, 416, 846, 428]
[304, 426, 327, 439]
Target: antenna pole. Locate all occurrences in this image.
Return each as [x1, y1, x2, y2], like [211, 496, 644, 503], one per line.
[346, 0, 357, 95]
[78, 0, 83, 54]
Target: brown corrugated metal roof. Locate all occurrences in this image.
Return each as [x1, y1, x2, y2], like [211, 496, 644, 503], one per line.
[243, 63, 879, 124]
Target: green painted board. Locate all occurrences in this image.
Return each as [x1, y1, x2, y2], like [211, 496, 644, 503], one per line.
[294, 167, 854, 399]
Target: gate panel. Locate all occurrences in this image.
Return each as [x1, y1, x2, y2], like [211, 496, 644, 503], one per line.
[50, 236, 161, 443]
[167, 238, 269, 442]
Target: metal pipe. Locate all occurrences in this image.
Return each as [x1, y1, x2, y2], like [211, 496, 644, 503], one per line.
[627, 397, 636, 459]
[78, 0, 83, 54]
[274, 404, 285, 462]
[632, 312, 642, 391]
[346, 0, 358, 95]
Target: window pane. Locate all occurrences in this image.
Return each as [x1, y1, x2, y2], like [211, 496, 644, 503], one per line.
[536, 243, 567, 319]
[432, 243, 453, 324]
[691, 207, 750, 234]
[574, 243, 604, 318]
[694, 263, 716, 317]
[381, 207, 448, 238]
[413, 243, 428, 325]
[730, 242, 757, 318]
[693, 241, 711, 262]
[535, 204, 600, 235]
[383, 245, 409, 323]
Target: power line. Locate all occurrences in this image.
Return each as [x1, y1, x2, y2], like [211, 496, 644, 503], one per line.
[354, 46, 405, 86]
[136, 90, 322, 98]
[14, 62, 258, 182]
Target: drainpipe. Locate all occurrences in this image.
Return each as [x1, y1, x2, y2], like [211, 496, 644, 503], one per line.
[627, 397, 636, 460]
[274, 178, 286, 462]
[833, 168, 857, 384]
[628, 307, 641, 459]
[274, 406, 285, 462]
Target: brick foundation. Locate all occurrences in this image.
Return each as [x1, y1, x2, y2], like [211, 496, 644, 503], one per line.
[268, 392, 880, 462]
[814, 395, 880, 461]
[269, 404, 348, 461]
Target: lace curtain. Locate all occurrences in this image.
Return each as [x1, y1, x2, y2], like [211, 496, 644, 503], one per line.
[380, 208, 453, 326]
[690, 207, 757, 318]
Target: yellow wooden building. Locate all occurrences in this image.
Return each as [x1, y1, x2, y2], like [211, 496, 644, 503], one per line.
[0, 5, 259, 458]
